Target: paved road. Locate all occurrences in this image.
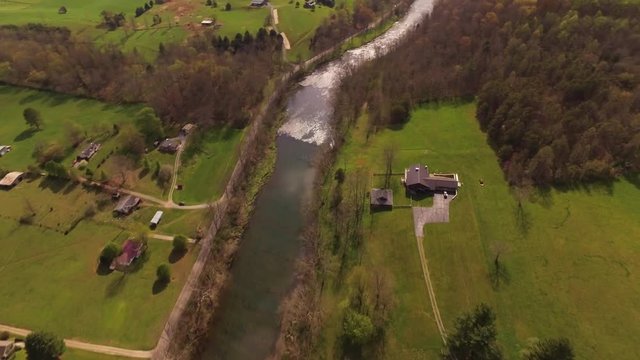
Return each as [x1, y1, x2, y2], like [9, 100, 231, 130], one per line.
[0, 324, 152, 358]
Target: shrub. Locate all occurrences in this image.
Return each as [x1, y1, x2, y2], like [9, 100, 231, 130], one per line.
[100, 243, 121, 264]
[25, 331, 66, 360]
[225, 2, 231, 10]
[157, 263, 171, 283]
[0, 331, 9, 340]
[343, 309, 374, 345]
[172, 235, 188, 252]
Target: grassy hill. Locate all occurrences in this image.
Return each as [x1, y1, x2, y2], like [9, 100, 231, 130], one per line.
[317, 102, 640, 359]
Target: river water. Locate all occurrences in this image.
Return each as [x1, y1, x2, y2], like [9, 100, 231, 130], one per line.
[200, 0, 434, 358]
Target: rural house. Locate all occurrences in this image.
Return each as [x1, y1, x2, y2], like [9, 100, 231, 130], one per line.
[250, 0, 267, 7]
[403, 164, 460, 193]
[0, 171, 24, 188]
[113, 194, 141, 215]
[158, 138, 181, 153]
[370, 188, 393, 210]
[110, 239, 146, 271]
[77, 142, 101, 161]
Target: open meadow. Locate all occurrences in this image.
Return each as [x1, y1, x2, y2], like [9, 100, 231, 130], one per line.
[317, 102, 640, 359]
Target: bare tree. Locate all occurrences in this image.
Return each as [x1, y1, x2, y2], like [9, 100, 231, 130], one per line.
[383, 144, 396, 189]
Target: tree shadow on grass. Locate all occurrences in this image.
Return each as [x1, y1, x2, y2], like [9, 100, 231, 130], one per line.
[152, 279, 169, 295]
[38, 177, 69, 193]
[105, 273, 127, 298]
[62, 180, 80, 195]
[14, 128, 40, 142]
[488, 259, 511, 291]
[168, 249, 187, 264]
[127, 251, 150, 274]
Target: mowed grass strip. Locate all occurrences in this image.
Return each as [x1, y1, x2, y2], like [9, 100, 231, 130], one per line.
[174, 127, 243, 205]
[0, 85, 140, 171]
[0, 215, 196, 349]
[375, 103, 640, 359]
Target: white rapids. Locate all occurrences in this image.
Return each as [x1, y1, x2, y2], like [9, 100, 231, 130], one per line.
[278, 0, 436, 145]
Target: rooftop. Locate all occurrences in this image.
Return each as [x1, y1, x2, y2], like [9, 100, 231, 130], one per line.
[370, 188, 393, 207]
[0, 171, 24, 187]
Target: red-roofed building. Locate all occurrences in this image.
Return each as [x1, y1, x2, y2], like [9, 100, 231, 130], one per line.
[110, 239, 146, 271]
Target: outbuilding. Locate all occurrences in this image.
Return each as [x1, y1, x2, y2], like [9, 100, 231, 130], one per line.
[113, 194, 141, 215]
[370, 188, 393, 210]
[150, 210, 164, 228]
[201, 19, 214, 26]
[0, 172, 24, 188]
[158, 138, 181, 153]
[0, 145, 12, 156]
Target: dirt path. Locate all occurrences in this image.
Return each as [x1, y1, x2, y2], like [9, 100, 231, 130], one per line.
[150, 233, 196, 243]
[415, 234, 447, 343]
[0, 324, 152, 358]
[167, 144, 184, 205]
[411, 193, 453, 343]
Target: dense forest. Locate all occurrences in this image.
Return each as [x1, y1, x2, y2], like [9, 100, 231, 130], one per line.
[333, 0, 640, 185]
[0, 24, 283, 128]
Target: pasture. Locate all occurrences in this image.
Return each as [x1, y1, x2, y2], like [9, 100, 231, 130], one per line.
[174, 127, 243, 205]
[318, 102, 640, 359]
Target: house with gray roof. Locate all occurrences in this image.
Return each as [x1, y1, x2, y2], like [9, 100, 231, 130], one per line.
[403, 164, 460, 193]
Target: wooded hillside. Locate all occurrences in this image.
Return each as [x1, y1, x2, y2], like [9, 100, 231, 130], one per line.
[334, 0, 640, 185]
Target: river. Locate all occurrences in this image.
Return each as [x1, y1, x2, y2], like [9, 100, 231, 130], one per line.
[200, 0, 434, 358]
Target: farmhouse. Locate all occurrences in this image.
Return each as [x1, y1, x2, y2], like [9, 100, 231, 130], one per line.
[370, 188, 393, 210]
[77, 142, 101, 161]
[113, 194, 141, 215]
[110, 239, 146, 271]
[159, 138, 181, 153]
[403, 164, 460, 193]
[0, 145, 11, 156]
[0, 172, 24, 188]
[150, 210, 164, 228]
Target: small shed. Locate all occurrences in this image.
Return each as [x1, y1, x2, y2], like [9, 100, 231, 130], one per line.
[110, 239, 146, 271]
[0, 340, 16, 360]
[113, 195, 141, 215]
[370, 188, 393, 210]
[0, 172, 24, 188]
[0, 145, 12, 156]
[77, 142, 101, 162]
[158, 138, 181, 153]
[150, 210, 164, 228]
[201, 19, 214, 26]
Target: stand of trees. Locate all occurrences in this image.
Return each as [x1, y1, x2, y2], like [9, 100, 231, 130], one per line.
[0, 24, 283, 130]
[309, 0, 408, 53]
[333, 0, 640, 186]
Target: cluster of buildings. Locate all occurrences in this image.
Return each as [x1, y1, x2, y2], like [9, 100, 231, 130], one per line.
[370, 163, 460, 210]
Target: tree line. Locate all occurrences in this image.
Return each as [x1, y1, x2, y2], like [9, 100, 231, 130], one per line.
[332, 0, 640, 186]
[0, 23, 283, 130]
[310, 0, 409, 53]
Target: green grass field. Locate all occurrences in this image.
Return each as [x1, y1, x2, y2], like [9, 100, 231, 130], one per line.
[0, 0, 187, 58]
[328, 103, 640, 359]
[0, 215, 196, 349]
[174, 127, 243, 205]
[0, 85, 140, 171]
